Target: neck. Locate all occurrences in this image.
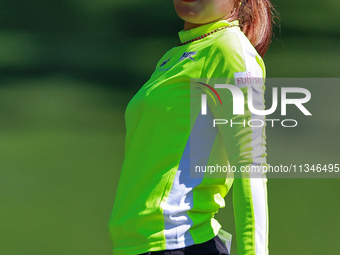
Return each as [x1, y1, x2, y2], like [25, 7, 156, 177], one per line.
[184, 22, 202, 31]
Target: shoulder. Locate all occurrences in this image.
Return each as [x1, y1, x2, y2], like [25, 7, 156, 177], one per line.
[202, 29, 265, 78]
[213, 29, 261, 63]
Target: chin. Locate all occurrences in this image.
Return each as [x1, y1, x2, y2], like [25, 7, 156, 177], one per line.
[176, 11, 210, 24]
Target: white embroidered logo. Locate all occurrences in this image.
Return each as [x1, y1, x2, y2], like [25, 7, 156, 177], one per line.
[159, 58, 170, 67]
[179, 51, 197, 62]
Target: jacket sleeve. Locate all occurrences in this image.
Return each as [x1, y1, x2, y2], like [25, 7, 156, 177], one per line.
[201, 33, 269, 255]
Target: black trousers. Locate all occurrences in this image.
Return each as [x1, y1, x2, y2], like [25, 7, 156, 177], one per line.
[139, 236, 229, 255]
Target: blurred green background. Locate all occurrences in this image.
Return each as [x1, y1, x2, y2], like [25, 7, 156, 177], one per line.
[1, 1, 339, 254]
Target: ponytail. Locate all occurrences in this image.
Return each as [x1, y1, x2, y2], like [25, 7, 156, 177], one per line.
[231, 0, 275, 57]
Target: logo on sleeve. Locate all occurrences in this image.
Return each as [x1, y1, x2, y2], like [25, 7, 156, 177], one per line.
[179, 51, 197, 62]
[234, 71, 263, 88]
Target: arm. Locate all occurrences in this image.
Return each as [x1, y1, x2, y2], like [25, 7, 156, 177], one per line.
[202, 32, 269, 255]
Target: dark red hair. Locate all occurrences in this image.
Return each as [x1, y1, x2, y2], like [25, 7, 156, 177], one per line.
[230, 0, 275, 57]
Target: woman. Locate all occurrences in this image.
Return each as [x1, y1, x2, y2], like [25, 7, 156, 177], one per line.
[109, 0, 274, 254]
